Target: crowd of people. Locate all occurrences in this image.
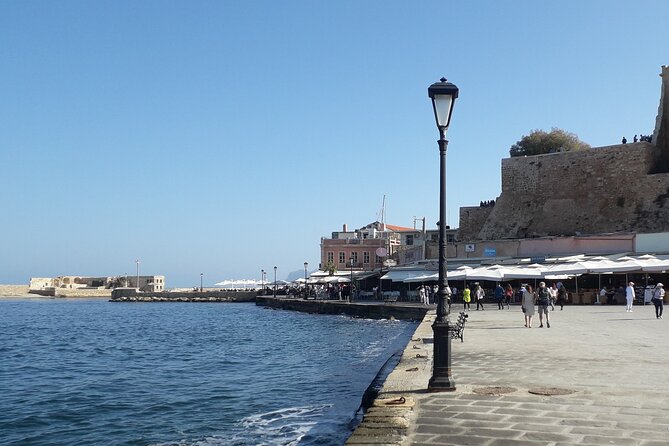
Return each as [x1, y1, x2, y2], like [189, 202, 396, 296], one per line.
[622, 134, 653, 144]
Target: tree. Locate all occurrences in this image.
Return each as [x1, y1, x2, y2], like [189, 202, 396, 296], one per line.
[509, 128, 590, 157]
[323, 261, 337, 276]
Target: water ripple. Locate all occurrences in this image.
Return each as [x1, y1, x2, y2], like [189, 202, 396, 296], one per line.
[0, 299, 417, 446]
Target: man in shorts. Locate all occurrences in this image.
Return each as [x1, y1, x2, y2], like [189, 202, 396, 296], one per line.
[536, 281, 551, 328]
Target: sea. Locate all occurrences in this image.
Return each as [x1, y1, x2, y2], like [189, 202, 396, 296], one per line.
[0, 298, 418, 446]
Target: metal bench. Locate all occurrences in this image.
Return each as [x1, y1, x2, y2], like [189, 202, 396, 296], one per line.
[450, 311, 469, 342]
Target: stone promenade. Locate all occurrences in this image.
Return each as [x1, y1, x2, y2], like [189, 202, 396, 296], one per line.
[347, 304, 669, 446]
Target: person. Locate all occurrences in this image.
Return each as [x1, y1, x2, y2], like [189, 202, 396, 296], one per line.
[475, 284, 485, 310]
[549, 283, 558, 310]
[625, 281, 635, 312]
[599, 286, 607, 305]
[633, 134, 638, 142]
[556, 283, 567, 310]
[652, 283, 665, 319]
[622, 136, 627, 144]
[521, 284, 535, 328]
[535, 282, 551, 328]
[505, 284, 514, 308]
[495, 284, 504, 310]
[419, 286, 428, 306]
[463, 284, 471, 311]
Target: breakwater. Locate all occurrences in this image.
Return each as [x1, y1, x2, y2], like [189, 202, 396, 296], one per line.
[110, 289, 256, 302]
[255, 296, 428, 321]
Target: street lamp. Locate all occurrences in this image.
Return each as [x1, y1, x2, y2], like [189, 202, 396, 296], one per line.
[273, 266, 277, 298]
[427, 77, 458, 392]
[136, 259, 140, 292]
[349, 256, 354, 302]
[261, 269, 265, 294]
[304, 262, 308, 299]
[200, 272, 203, 292]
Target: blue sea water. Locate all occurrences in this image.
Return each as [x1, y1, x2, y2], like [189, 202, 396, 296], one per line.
[0, 299, 417, 446]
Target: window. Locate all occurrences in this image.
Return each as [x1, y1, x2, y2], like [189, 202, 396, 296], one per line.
[375, 255, 382, 264]
[406, 234, 414, 246]
[363, 251, 370, 264]
[339, 252, 346, 264]
[327, 252, 334, 264]
[350, 252, 358, 264]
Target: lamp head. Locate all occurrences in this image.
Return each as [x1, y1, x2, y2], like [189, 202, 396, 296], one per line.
[428, 77, 459, 132]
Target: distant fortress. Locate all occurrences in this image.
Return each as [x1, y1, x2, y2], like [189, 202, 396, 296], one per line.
[458, 66, 669, 243]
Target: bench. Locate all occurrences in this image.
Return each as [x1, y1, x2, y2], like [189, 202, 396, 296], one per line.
[450, 311, 468, 342]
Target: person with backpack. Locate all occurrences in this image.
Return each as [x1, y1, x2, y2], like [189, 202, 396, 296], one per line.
[536, 281, 551, 328]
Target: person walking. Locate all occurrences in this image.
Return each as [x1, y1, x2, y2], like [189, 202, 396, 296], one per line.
[652, 283, 665, 319]
[521, 284, 535, 328]
[556, 283, 567, 310]
[475, 284, 485, 310]
[549, 283, 558, 310]
[505, 284, 514, 308]
[536, 281, 551, 328]
[463, 284, 471, 311]
[495, 283, 504, 310]
[626, 281, 635, 312]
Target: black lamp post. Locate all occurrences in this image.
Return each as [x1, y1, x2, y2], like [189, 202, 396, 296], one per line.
[200, 272, 203, 292]
[427, 77, 458, 392]
[261, 269, 265, 294]
[304, 262, 308, 299]
[349, 256, 354, 301]
[273, 266, 277, 298]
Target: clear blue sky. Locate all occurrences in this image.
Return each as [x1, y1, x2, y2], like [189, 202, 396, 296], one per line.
[1, 1, 667, 287]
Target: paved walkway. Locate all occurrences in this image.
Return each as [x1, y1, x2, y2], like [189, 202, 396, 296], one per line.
[347, 304, 669, 446]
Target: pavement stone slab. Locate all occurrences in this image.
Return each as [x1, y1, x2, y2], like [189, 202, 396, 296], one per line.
[347, 306, 669, 446]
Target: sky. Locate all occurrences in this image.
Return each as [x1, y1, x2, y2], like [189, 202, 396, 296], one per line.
[1, 1, 667, 287]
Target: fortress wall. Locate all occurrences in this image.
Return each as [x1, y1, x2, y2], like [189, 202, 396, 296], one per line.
[457, 206, 494, 242]
[0, 285, 30, 296]
[476, 142, 669, 240]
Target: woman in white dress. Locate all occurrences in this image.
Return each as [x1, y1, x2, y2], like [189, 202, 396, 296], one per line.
[522, 284, 536, 328]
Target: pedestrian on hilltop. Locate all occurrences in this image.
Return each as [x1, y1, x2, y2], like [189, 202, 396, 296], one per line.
[622, 136, 627, 144]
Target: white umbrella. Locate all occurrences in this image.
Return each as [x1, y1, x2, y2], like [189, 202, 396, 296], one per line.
[466, 265, 507, 281]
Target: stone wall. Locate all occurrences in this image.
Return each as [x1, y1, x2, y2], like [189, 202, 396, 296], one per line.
[457, 206, 494, 242]
[0, 285, 29, 296]
[471, 142, 669, 240]
[55, 288, 112, 298]
[652, 65, 669, 172]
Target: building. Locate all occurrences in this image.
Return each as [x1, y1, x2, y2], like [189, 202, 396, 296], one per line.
[320, 222, 418, 272]
[29, 275, 166, 293]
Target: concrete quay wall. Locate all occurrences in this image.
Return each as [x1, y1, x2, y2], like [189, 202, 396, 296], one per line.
[255, 297, 428, 321]
[0, 285, 30, 296]
[110, 289, 257, 302]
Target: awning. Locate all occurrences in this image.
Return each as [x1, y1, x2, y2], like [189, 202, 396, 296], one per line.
[380, 270, 430, 282]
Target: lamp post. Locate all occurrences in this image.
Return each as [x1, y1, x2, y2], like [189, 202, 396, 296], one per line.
[273, 266, 277, 298]
[200, 273, 203, 292]
[349, 256, 354, 302]
[136, 259, 140, 292]
[261, 269, 265, 295]
[427, 77, 458, 392]
[304, 262, 308, 299]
